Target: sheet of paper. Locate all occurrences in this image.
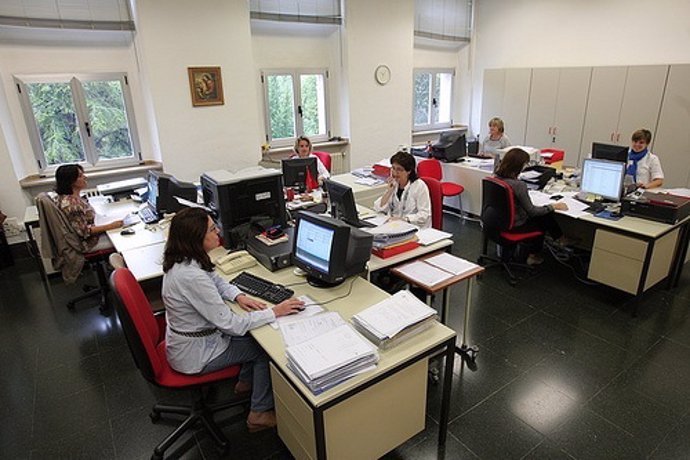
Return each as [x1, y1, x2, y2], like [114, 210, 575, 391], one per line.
[174, 196, 211, 212]
[363, 214, 389, 226]
[416, 227, 453, 246]
[528, 190, 553, 207]
[556, 196, 590, 218]
[662, 188, 690, 198]
[354, 177, 384, 186]
[278, 311, 344, 348]
[424, 252, 479, 276]
[353, 290, 436, 338]
[363, 220, 418, 236]
[270, 295, 324, 330]
[395, 260, 453, 287]
[518, 170, 543, 181]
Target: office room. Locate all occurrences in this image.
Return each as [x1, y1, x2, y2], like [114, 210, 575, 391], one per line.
[1, 0, 690, 458]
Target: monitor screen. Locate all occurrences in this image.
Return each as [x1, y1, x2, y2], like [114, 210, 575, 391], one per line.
[294, 218, 335, 275]
[282, 157, 318, 191]
[324, 179, 359, 225]
[147, 172, 159, 210]
[147, 170, 197, 214]
[591, 143, 629, 163]
[580, 159, 626, 201]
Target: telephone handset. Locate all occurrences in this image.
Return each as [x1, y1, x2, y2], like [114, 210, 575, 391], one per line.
[214, 250, 257, 275]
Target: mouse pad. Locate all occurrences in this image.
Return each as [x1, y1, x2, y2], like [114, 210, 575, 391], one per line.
[594, 210, 622, 221]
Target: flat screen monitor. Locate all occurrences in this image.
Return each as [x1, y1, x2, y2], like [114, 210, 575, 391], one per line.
[292, 211, 373, 287]
[580, 158, 626, 202]
[282, 157, 318, 191]
[323, 179, 360, 226]
[147, 170, 197, 214]
[591, 143, 629, 163]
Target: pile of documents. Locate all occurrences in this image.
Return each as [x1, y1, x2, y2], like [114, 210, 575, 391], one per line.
[364, 221, 419, 258]
[281, 312, 379, 395]
[351, 290, 438, 349]
[394, 252, 482, 288]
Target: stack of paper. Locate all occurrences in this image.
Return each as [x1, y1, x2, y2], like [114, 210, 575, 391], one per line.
[364, 221, 419, 248]
[395, 252, 481, 288]
[351, 291, 438, 349]
[284, 313, 379, 394]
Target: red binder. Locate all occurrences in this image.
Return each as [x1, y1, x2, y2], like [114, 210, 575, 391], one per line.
[371, 241, 420, 259]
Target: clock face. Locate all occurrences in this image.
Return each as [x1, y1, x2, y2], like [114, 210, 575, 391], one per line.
[375, 65, 391, 85]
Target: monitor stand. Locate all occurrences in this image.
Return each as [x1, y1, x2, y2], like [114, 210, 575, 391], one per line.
[307, 274, 344, 289]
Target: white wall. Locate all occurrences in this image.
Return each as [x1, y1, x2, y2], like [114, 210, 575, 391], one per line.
[470, 0, 690, 133]
[133, 0, 261, 182]
[343, 0, 415, 168]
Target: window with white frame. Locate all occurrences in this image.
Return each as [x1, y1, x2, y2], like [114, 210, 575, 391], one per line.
[15, 73, 140, 172]
[413, 69, 454, 131]
[261, 69, 329, 146]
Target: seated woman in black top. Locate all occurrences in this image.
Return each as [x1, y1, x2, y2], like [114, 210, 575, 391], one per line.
[494, 148, 569, 265]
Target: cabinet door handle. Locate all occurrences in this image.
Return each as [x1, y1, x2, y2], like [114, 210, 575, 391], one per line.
[610, 132, 614, 142]
[548, 127, 552, 135]
[553, 127, 557, 135]
[616, 133, 620, 142]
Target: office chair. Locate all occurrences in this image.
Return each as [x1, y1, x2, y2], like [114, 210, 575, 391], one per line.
[110, 268, 248, 460]
[35, 192, 114, 313]
[417, 159, 467, 220]
[478, 177, 544, 286]
[312, 151, 332, 172]
[420, 176, 443, 230]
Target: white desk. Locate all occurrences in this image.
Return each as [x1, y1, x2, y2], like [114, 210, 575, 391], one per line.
[121, 242, 165, 281]
[329, 172, 388, 209]
[224, 265, 456, 459]
[440, 160, 493, 216]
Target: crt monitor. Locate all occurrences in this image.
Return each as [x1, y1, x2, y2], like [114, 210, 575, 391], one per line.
[292, 211, 373, 287]
[323, 179, 360, 226]
[591, 142, 629, 163]
[432, 132, 466, 162]
[146, 170, 197, 215]
[580, 158, 626, 202]
[282, 157, 318, 191]
[201, 167, 287, 249]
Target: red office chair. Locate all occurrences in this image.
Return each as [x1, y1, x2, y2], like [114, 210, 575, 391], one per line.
[478, 177, 544, 286]
[312, 151, 332, 173]
[417, 159, 465, 218]
[110, 268, 248, 460]
[36, 192, 115, 313]
[420, 176, 443, 230]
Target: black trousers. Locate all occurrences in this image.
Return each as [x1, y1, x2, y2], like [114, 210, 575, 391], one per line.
[511, 212, 563, 252]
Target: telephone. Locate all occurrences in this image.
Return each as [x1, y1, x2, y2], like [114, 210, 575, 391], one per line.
[214, 250, 257, 275]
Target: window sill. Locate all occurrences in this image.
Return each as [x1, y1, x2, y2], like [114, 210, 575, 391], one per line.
[412, 125, 468, 137]
[19, 160, 163, 190]
[262, 139, 349, 163]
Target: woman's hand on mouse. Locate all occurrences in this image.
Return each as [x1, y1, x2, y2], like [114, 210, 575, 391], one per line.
[553, 202, 568, 211]
[273, 298, 306, 316]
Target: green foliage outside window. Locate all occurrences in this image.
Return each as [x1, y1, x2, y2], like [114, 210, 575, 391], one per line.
[267, 75, 295, 140]
[414, 73, 431, 126]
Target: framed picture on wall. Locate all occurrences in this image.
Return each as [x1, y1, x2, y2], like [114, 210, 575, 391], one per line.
[188, 66, 224, 106]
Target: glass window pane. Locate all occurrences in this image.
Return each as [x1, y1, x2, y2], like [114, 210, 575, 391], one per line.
[300, 74, 326, 137]
[27, 82, 85, 165]
[414, 73, 431, 126]
[267, 74, 296, 140]
[82, 80, 134, 160]
[434, 73, 453, 124]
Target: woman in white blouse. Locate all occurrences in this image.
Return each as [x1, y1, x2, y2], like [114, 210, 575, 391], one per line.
[626, 129, 664, 189]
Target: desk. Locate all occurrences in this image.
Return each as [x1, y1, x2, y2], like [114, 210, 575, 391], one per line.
[329, 173, 388, 209]
[440, 161, 493, 216]
[223, 265, 456, 459]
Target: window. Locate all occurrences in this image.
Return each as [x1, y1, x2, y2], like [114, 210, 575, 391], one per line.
[413, 69, 454, 131]
[261, 69, 329, 146]
[15, 73, 140, 171]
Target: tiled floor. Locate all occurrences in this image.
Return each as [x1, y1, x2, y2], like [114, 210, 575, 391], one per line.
[2, 216, 690, 459]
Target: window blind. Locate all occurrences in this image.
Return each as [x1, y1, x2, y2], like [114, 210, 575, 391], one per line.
[249, 0, 342, 25]
[0, 0, 133, 31]
[415, 0, 472, 42]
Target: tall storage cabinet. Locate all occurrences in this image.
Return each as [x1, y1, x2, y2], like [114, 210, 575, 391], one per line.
[524, 67, 591, 165]
[579, 65, 667, 166]
[480, 68, 531, 145]
[652, 64, 690, 188]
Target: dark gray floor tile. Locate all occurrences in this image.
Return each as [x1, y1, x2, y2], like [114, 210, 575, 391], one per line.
[103, 371, 158, 419]
[649, 414, 690, 460]
[448, 399, 544, 459]
[34, 354, 103, 402]
[522, 438, 576, 460]
[550, 409, 645, 459]
[29, 421, 115, 460]
[382, 417, 478, 459]
[482, 319, 558, 369]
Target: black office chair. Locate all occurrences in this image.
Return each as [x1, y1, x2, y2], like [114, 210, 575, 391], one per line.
[477, 177, 544, 286]
[36, 192, 114, 313]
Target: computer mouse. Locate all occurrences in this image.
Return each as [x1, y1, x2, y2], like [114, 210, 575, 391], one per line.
[120, 228, 135, 236]
[550, 194, 563, 200]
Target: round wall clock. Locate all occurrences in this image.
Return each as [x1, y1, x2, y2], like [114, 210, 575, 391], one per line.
[375, 65, 391, 85]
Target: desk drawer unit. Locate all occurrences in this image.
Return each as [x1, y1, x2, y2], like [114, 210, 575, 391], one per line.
[588, 228, 679, 294]
[271, 359, 428, 459]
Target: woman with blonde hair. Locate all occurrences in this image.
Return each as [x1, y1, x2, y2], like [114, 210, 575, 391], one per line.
[481, 117, 512, 157]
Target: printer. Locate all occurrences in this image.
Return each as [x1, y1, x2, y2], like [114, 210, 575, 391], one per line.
[621, 192, 690, 224]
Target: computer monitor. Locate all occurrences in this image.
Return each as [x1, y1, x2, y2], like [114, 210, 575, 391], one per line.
[146, 170, 197, 215]
[292, 211, 373, 287]
[201, 167, 287, 249]
[282, 157, 318, 191]
[591, 142, 629, 163]
[431, 132, 466, 162]
[323, 179, 360, 226]
[580, 158, 626, 202]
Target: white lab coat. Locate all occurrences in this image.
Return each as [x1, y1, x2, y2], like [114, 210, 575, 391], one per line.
[373, 179, 431, 229]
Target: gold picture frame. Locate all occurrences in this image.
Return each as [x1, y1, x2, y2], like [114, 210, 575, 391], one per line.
[188, 66, 224, 106]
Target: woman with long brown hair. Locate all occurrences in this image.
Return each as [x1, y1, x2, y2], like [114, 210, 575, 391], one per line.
[162, 207, 304, 431]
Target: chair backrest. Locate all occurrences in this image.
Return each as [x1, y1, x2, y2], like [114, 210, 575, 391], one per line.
[110, 268, 163, 384]
[312, 151, 332, 172]
[420, 177, 443, 230]
[481, 177, 516, 233]
[417, 159, 443, 181]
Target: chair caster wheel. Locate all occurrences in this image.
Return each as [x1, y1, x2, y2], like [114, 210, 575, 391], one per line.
[149, 411, 161, 423]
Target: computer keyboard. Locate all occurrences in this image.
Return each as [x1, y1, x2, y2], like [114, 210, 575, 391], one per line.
[138, 206, 160, 224]
[230, 271, 294, 304]
[584, 202, 606, 214]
